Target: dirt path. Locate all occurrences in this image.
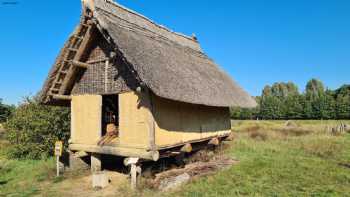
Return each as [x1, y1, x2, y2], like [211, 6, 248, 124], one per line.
[40, 171, 128, 197]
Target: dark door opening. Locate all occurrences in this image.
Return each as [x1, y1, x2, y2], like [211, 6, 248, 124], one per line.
[98, 94, 119, 145]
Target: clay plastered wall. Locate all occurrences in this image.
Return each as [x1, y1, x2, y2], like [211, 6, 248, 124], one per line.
[153, 95, 231, 147]
[71, 95, 102, 145]
[118, 91, 150, 148]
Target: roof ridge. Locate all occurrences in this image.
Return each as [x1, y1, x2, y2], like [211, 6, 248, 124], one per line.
[102, 0, 198, 43]
[96, 7, 208, 58]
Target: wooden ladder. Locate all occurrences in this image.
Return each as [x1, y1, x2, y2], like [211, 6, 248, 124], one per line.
[49, 18, 93, 97]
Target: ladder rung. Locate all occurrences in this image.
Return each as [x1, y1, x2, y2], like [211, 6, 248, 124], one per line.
[62, 59, 72, 63]
[50, 88, 59, 92]
[67, 48, 78, 52]
[73, 35, 84, 40]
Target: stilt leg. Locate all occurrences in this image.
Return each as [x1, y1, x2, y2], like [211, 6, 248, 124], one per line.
[91, 153, 101, 173]
[124, 157, 140, 190]
[91, 153, 108, 188]
[131, 163, 137, 189]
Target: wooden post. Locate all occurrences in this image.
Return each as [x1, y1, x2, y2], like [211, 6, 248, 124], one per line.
[130, 163, 137, 189]
[124, 157, 140, 190]
[91, 153, 101, 173]
[56, 155, 60, 177]
[54, 141, 63, 176]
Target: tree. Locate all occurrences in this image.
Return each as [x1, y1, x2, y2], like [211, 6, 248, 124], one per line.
[231, 80, 348, 120]
[0, 99, 15, 122]
[284, 95, 304, 119]
[306, 79, 325, 100]
[4, 97, 70, 159]
[317, 91, 336, 119]
[334, 85, 350, 119]
[336, 95, 350, 119]
[260, 95, 283, 119]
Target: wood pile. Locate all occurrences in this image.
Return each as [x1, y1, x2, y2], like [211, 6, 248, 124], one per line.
[326, 122, 349, 135]
[151, 156, 238, 191]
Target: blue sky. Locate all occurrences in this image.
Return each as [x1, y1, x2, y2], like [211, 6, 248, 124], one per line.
[0, 0, 349, 105]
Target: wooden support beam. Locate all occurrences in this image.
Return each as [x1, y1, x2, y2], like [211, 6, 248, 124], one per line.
[208, 138, 220, 146]
[50, 94, 72, 101]
[180, 143, 192, 153]
[72, 60, 90, 69]
[69, 144, 160, 161]
[76, 151, 89, 158]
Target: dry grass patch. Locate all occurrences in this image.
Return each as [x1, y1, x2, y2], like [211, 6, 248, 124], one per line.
[298, 136, 344, 158]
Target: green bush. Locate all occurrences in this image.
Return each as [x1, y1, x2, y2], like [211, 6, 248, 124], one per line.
[4, 97, 70, 159]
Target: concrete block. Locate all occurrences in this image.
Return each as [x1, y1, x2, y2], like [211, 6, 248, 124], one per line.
[92, 171, 109, 189]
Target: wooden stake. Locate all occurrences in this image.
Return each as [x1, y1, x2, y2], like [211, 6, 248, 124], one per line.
[56, 155, 60, 177]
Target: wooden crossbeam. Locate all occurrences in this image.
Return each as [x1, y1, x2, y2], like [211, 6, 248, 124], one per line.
[72, 60, 91, 69]
[50, 94, 72, 101]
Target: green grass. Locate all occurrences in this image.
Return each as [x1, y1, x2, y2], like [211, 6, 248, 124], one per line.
[0, 136, 57, 197]
[0, 154, 56, 196]
[166, 120, 350, 197]
[1, 120, 350, 196]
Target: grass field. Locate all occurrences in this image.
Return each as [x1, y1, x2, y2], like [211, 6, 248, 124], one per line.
[1, 120, 350, 196]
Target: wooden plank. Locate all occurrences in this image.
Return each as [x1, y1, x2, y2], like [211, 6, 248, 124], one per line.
[155, 133, 230, 151]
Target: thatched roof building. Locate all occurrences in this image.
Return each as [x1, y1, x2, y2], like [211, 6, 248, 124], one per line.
[40, 0, 256, 108]
[39, 0, 257, 172]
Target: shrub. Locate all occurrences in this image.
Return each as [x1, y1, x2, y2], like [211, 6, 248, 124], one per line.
[4, 97, 70, 159]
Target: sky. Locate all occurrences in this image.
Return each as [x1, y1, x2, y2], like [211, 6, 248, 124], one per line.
[0, 0, 349, 105]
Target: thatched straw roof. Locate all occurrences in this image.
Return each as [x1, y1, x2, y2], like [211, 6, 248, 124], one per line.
[40, 0, 257, 108]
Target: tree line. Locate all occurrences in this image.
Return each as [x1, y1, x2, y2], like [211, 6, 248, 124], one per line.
[231, 79, 350, 120]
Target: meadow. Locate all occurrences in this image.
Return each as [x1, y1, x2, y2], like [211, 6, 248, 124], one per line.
[1, 120, 350, 196]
